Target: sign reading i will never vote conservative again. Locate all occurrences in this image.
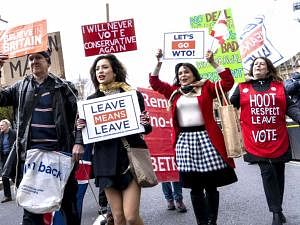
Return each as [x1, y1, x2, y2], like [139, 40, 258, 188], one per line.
[77, 91, 145, 144]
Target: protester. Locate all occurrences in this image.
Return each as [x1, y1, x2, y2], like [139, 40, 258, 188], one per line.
[0, 119, 16, 203]
[76, 54, 152, 225]
[0, 50, 84, 225]
[230, 57, 300, 225]
[161, 181, 187, 213]
[149, 49, 237, 225]
[284, 71, 300, 108]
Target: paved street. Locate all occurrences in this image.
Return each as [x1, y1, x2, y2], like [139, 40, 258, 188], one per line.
[0, 158, 300, 225]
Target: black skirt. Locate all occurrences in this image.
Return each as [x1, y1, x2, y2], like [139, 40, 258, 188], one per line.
[95, 169, 134, 192]
[179, 166, 237, 188]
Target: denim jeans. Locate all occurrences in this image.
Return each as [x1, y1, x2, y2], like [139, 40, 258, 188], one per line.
[161, 181, 183, 202]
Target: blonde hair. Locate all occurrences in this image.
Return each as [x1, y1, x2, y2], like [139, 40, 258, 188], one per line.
[0, 119, 11, 128]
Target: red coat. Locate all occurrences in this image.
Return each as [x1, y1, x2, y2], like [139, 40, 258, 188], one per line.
[149, 68, 235, 168]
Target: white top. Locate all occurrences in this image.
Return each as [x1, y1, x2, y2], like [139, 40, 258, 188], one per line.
[176, 95, 204, 127]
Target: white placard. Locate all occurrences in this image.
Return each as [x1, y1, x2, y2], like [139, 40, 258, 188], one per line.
[77, 90, 145, 144]
[163, 30, 206, 60]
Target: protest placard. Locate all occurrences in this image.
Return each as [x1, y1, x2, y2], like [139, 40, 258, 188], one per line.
[77, 90, 144, 144]
[163, 30, 205, 60]
[0, 20, 48, 58]
[81, 18, 137, 57]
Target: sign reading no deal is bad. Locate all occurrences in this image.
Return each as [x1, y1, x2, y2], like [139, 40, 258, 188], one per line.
[77, 91, 145, 144]
[164, 30, 206, 60]
[81, 18, 137, 57]
[0, 20, 48, 58]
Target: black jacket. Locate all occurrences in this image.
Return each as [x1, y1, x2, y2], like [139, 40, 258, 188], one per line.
[0, 74, 80, 180]
[87, 89, 152, 177]
[285, 72, 300, 109]
[0, 73, 80, 154]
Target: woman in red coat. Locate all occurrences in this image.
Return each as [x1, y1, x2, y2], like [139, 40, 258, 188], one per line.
[149, 49, 237, 225]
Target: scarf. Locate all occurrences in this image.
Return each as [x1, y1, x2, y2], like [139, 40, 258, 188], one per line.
[99, 82, 134, 94]
[167, 79, 207, 111]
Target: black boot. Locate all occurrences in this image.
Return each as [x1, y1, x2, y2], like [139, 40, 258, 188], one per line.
[190, 192, 208, 225]
[278, 212, 286, 223]
[272, 213, 283, 225]
[207, 190, 219, 225]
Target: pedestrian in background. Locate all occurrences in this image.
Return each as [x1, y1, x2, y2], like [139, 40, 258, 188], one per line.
[149, 49, 237, 225]
[76, 54, 152, 225]
[0, 119, 16, 203]
[0, 50, 84, 225]
[284, 71, 300, 108]
[230, 57, 300, 225]
[161, 181, 187, 212]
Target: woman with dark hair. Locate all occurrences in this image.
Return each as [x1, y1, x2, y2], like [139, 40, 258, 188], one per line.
[149, 49, 237, 225]
[230, 57, 300, 225]
[77, 54, 152, 225]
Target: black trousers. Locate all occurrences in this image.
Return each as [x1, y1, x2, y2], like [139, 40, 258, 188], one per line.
[22, 171, 80, 225]
[1, 153, 12, 198]
[258, 161, 285, 213]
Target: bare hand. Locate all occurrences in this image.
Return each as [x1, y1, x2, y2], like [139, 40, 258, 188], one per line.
[76, 118, 86, 130]
[155, 49, 163, 61]
[205, 50, 215, 64]
[72, 144, 84, 161]
[205, 50, 218, 68]
[140, 111, 150, 126]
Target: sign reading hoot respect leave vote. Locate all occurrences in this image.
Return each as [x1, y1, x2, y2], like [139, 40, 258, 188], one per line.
[77, 90, 145, 144]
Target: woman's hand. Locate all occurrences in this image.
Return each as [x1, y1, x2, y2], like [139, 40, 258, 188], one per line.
[140, 111, 150, 126]
[76, 118, 86, 130]
[205, 50, 219, 69]
[155, 49, 163, 62]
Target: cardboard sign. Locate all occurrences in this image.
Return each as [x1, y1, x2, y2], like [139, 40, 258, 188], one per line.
[81, 18, 137, 57]
[163, 30, 205, 59]
[77, 91, 144, 144]
[0, 20, 48, 58]
[190, 8, 245, 83]
[1, 32, 65, 87]
[239, 16, 284, 72]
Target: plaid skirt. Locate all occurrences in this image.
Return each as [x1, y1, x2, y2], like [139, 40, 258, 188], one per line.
[176, 129, 227, 172]
[176, 128, 237, 188]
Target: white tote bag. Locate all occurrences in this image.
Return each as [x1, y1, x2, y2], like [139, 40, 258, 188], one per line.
[16, 149, 74, 214]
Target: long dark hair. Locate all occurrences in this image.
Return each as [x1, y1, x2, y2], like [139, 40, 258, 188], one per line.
[89, 54, 127, 90]
[173, 62, 202, 86]
[248, 57, 282, 81]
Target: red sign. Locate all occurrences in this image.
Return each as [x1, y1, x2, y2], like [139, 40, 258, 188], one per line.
[0, 20, 48, 58]
[138, 87, 179, 182]
[81, 18, 137, 57]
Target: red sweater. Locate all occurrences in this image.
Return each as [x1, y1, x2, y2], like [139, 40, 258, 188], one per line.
[149, 68, 235, 168]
